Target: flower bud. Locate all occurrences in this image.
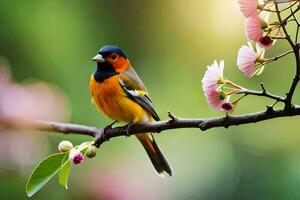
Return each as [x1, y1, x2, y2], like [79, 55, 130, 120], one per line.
[222, 102, 234, 113]
[58, 140, 73, 152]
[259, 35, 273, 49]
[69, 150, 84, 165]
[86, 145, 97, 158]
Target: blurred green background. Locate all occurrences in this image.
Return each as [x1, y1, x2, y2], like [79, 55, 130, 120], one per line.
[0, 0, 300, 199]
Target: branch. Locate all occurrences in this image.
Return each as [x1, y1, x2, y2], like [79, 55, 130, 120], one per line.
[0, 118, 97, 137]
[275, 3, 300, 109]
[283, 5, 300, 22]
[2, 105, 300, 147]
[263, 50, 294, 63]
[93, 106, 300, 147]
[237, 83, 285, 102]
[275, 3, 295, 47]
[278, 0, 299, 12]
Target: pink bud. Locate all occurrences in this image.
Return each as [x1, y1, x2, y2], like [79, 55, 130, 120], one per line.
[222, 102, 234, 112]
[69, 151, 84, 165]
[258, 35, 273, 49]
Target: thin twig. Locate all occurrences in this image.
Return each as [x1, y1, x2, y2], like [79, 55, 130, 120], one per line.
[279, 0, 299, 12]
[263, 50, 294, 63]
[289, 6, 300, 43]
[283, 6, 300, 23]
[236, 87, 285, 102]
[275, 3, 295, 47]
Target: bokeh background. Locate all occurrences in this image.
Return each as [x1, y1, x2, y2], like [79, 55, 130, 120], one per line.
[0, 0, 299, 199]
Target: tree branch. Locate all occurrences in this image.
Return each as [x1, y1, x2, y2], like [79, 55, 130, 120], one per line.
[275, 3, 300, 109]
[237, 86, 285, 102]
[93, 106, 300, 146]
[0, 118, 97, 137]
[275, 3, 295, 47]
[2, 105, 300, 147]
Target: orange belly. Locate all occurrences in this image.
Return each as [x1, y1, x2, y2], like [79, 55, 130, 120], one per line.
[89, 75, 148, 123]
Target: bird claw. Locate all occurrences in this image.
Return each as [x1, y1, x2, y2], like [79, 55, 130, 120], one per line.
[104, 120, 117, 131]
[102, 121, 117, 141]
[126, 122, 134, 137]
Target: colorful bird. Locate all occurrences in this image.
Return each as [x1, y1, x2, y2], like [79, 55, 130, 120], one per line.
[89, 45, 172, 176]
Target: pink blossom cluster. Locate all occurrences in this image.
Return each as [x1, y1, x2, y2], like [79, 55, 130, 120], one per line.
[236, 0, 278, 78]
[201, 1, 294, 113]
[239, 0, 274, 49]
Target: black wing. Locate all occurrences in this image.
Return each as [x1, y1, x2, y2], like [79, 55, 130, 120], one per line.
[119, 68, 160, 121]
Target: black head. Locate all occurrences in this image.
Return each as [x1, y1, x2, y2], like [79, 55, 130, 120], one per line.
[98, 45, 127, 59]
[92, 45, 129, 82]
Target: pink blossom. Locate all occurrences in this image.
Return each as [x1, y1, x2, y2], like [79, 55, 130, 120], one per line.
[69, 150, 84, 165]
[238, 0, 258, 17]
[258, 35, 273, 49]
[0, 61, 70, 173]
[0, 63, 69, 128]
[237, 45, 258, 77]
[202, 60, 225, 110]
[245, 16, 264, 42]
[202, 61, 243, 112]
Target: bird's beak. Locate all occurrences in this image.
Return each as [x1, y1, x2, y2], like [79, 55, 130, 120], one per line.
[92, 54, 105, 62]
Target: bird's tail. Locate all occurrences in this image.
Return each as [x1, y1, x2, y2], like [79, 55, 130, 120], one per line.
[136, 133, 172, 176]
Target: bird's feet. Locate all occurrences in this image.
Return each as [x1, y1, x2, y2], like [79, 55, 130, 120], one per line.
[103, 121, 117, 134]
[125, 121, 134, 137]
[101, 121, 118, 142]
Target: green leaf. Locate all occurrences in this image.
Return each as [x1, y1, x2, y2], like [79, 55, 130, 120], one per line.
[26, 152, 68, 197]
[58, 160, 71, 189]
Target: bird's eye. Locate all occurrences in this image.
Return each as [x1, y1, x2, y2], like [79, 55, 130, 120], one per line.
[111, 54, 117, 60]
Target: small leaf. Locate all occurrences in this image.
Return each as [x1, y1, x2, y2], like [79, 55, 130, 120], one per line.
[26, 152, 68, 197]
[58, 160, 71, 189]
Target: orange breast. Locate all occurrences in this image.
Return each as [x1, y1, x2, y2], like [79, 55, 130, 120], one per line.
[89, 74, 147, 123]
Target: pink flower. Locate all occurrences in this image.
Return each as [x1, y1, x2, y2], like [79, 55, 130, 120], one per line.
[258, 35, 273, 49]
[237, 45, 258, 77]
[202, 60, 225, 110]
[245, 16, 264, 42]
[202, 61, 244, 112]
[69, 150, 84, 165]
[238, 0, 258, 17]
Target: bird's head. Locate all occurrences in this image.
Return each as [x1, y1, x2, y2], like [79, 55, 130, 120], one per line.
[92, 45, 130, 73]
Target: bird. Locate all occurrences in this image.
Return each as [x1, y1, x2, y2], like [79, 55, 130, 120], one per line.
[89, 45, 172, 176]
